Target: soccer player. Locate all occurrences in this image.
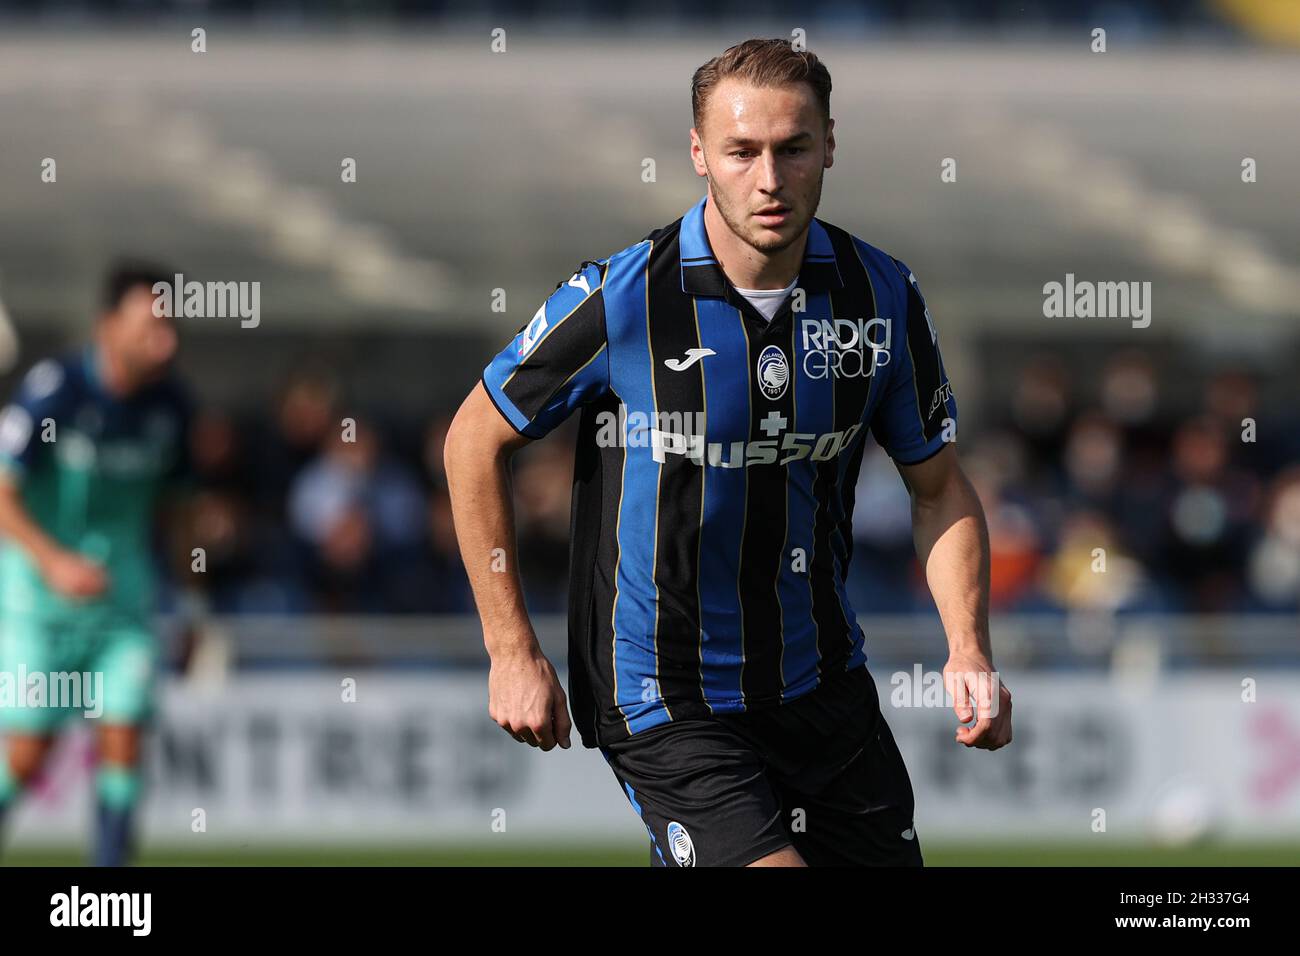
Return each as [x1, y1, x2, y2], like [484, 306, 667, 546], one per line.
[445, 38, 1012, 866]
[0, 264, 193, 866]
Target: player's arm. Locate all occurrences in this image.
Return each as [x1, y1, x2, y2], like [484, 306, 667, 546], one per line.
[0, 476, 106, 598]
[445, 259, 609, 752]
[445, 383, 571, 749]
[895, 445, 1010, 751]
[874, 260, 1010, 751]
[444, 382, 531, 645]
[0, 364, 108, 598]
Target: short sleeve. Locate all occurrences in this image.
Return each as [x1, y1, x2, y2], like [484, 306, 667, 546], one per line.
[482, 259, 610, 440]
[0, 359, 70, 481]
[870, 260, 957, 465]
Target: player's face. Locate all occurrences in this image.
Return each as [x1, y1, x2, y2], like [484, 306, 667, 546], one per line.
[104, 285, 179, 379]
[691, 78, 835, 254]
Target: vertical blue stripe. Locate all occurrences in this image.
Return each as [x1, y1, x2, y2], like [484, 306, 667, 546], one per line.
[694, 298, 750, 705]
[782, 290, 836, 693]
[623, 781, 667, 865]
[605, 241, 670, 734]
[601, 747, 666, 865]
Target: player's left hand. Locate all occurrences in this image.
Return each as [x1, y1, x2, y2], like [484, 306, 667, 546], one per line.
[943, 651, 1012, 751]
[39, 548, 110, 599]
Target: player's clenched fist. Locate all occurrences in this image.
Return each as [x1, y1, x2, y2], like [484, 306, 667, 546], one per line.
[943, 652, 1013, 751]
[39, 548, 109, 599]
[487, 646, 573, 751]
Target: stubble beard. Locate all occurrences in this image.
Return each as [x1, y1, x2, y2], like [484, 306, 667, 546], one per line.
[705, 165, 825, 255]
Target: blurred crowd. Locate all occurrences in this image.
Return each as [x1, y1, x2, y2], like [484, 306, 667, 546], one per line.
[177, 350, 1300, 618]
[181, 365, 470, 615]
[851, 350, 1300, 617]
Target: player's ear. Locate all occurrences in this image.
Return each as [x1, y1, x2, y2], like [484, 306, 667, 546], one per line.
[824, 117, 835, 168]
[689, 129, 709, 177]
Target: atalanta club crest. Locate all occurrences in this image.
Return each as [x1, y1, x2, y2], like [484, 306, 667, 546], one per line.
[757, 345, 789, 401]
[666, 821, 695, 867]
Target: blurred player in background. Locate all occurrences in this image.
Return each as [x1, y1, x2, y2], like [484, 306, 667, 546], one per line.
[0, 264, 194, 866]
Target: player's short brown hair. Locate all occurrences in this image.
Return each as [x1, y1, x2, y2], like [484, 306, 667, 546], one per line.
[691, 38, 832, 132]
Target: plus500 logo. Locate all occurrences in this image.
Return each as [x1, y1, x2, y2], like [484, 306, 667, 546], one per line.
[801, 318, 891, 380]
[650, 424, 862, 468]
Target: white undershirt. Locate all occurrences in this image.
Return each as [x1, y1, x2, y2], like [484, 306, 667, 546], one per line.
[734, 276, 799, 322]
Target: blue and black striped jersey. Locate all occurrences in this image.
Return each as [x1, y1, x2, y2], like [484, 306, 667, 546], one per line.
[482, 195, 958, 748]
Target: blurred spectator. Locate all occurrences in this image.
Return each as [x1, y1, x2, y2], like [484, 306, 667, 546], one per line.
[252, 365, 340, 522]
[1100, 350, 1160, 429]
[1040, 512, 1154, 612]
[1155, 416, 1259, 611]
[1100, 350, 1170, 483]
[1247, 467, 1300, 612]
[1007, 354, 1073, 474]
[1063, 410, 1124, 505]
[288, 418, 430, 612]
[187, 408, 307, 613]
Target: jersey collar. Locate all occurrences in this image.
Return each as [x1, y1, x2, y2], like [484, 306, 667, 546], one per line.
[679, 194, 843, 298]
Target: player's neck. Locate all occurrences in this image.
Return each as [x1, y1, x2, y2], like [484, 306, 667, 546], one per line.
[703, 197, 806, 291]
[91, 339, 143, 398]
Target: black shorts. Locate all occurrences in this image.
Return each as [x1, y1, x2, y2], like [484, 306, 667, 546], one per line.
[599, 663, 922, 867]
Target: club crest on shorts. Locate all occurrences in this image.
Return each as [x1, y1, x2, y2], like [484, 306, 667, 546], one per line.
[757, 345, 789, 401]
[666, 821, 695, 867]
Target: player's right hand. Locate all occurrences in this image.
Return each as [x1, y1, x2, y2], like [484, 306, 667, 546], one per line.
[487, 645, 573, 751]
[39, 549, 109, 599]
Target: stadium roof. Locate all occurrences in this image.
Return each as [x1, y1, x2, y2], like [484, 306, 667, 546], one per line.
[0, 31, 1296, 348]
